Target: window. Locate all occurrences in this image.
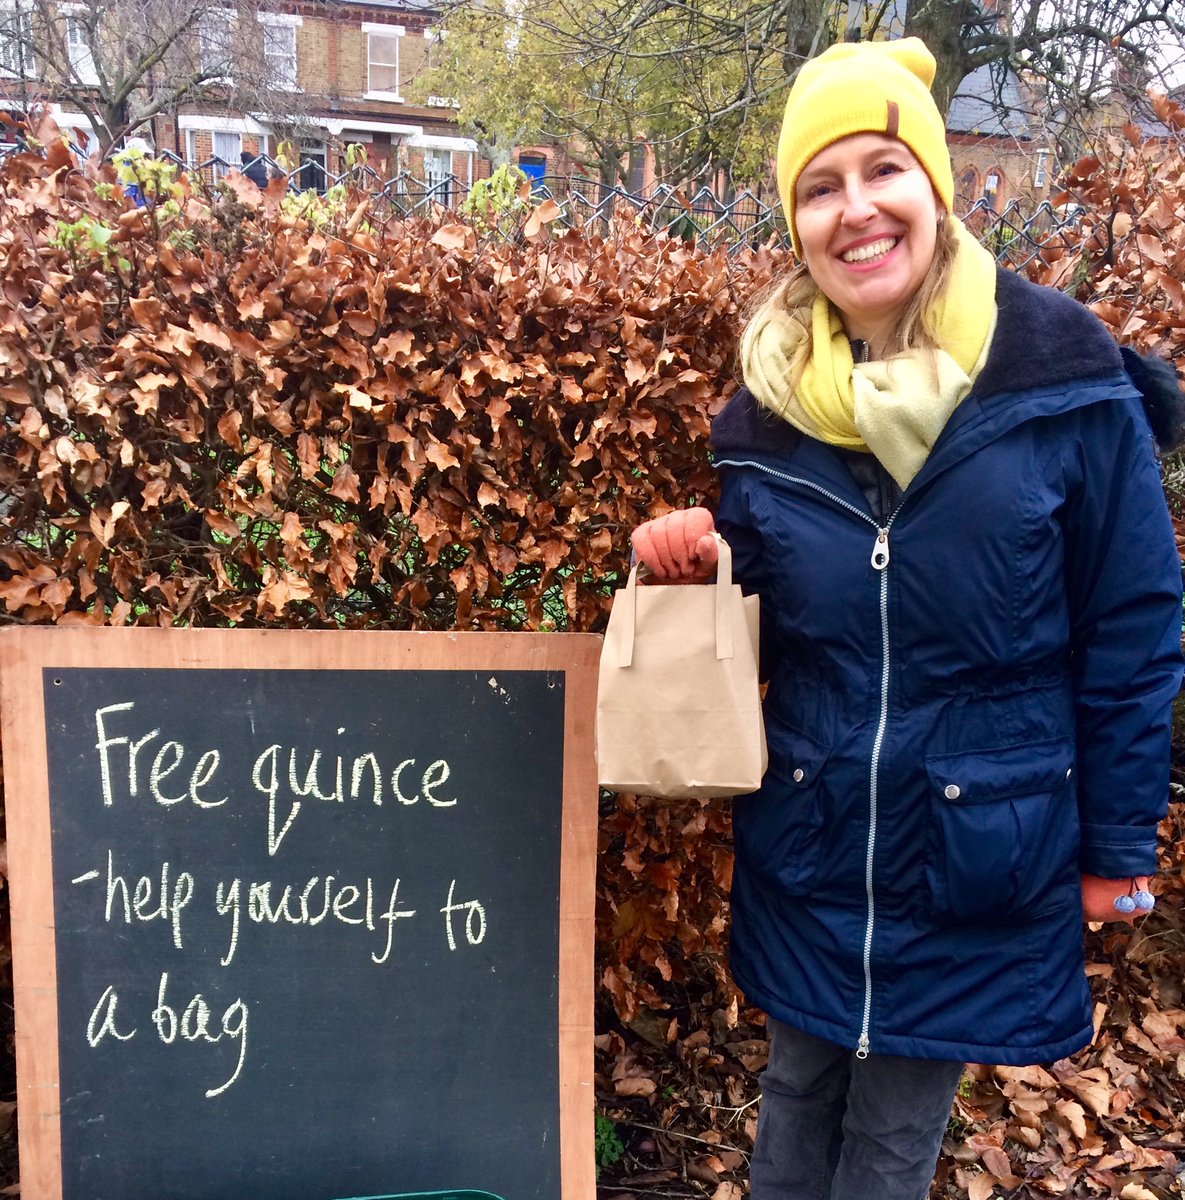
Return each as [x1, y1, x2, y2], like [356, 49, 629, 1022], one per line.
[258, 13, 300, 90]
[212, 129, 242, 179]
[199, 9, 234, 79]
[423, 146, 452, 201]
[0, 4, 34, 78]
[364, 24, 404, 98]
[423, 27, 456, 105]
[423, 147, 450, 185]
[61, 124, 94, 155]
[65, 12, 97, 84]
[956, 165, 979, 211]
[1033, 150, 1049, 188]
[297, 140, 326, 192]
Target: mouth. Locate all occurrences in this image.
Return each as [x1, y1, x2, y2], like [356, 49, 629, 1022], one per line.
[840, 236, 901, 265]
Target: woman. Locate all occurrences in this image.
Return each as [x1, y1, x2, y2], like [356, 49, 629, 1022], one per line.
[630, 38, 1184, 1200]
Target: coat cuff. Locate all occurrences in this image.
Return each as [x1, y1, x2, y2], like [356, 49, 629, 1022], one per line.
[1078, 822, 1160, 877]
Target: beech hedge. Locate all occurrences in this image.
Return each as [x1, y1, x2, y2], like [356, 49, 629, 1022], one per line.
[0, 142, 781, 633]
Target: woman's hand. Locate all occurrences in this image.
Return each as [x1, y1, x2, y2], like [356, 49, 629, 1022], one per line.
[1081, 874, 1154, 924]
[631, 509, 718, 582]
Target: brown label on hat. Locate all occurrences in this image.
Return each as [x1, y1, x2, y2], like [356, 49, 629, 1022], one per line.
[886, 100, 900, 138]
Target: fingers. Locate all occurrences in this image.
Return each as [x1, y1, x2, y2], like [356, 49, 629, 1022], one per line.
[681, 507, 716, 543]
[651, 517, 689, 576]
[630, 510, 717, 580]
[655, 510, 712, 578]
[631, 523, 681, 578]
[694, 533, 719, 569]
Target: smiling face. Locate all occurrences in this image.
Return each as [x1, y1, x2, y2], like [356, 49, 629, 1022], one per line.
[793, 132, 941, 350]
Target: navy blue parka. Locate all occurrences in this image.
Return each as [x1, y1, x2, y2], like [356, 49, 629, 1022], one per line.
[712, 267, 1184, 1065]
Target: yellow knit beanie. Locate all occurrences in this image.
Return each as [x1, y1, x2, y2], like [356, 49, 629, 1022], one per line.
[776, 38, 954, 255]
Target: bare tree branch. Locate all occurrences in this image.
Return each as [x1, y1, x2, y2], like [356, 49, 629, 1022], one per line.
[0, 0, 308, 155]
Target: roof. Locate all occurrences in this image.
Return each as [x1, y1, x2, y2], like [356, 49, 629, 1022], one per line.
[320, 0, 440, 11]
[947, 61, 1038, 139]
[1125, 88, 1184, 140]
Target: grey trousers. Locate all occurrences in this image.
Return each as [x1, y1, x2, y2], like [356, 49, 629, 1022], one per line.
[750, 1018, 965, 1200]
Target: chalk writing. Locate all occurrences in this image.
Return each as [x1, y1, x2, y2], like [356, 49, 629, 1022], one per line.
[72, 851, 193, 950]
[19, 652, 577, 1200]
[251, 740, 458, 856]
[441, 878, 488, 951]
[94, 702, 227, 810]
[86, 985, 136, 1046]
[72, 700, 487, 1098]
[211, 874, 418, 966]
[152, 972, 249, 1098]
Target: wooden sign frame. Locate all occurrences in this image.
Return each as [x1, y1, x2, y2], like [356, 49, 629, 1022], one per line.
[0, 627, 601, 1200]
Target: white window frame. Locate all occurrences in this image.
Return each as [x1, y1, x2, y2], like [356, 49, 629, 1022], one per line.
[409, 133, 477, 152]
[212, 128, 242, 179]
[180, 115, 265, 174]
[423, 145, 451, 189]
[1033, 149, 1049, 188]
[0, 2, 34, 79]
[258, 11, 301, 91]
[199, 7, 236, 82]
[61, 4, 98, 85]
[363, 22, 404, 101]
[295, 137, 327, 192]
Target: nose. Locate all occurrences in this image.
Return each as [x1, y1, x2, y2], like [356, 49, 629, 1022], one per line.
[840, 178, 877, 225]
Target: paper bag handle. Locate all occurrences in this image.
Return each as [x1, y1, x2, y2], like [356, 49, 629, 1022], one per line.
[616, 533, 735, 668]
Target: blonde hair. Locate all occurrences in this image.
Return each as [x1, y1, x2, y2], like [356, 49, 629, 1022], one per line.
[741, 215, 960, 388]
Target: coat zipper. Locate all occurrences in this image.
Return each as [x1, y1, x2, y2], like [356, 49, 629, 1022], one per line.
[715, 458, 895, 1060]
[858, 535, 891, 1059]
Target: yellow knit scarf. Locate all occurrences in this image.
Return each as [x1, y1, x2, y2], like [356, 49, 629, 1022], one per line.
[741, 217, 999, 489]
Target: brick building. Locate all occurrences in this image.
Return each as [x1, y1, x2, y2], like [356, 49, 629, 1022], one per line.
[38, 0, 490, 187]
[945, 61, 1054, 215]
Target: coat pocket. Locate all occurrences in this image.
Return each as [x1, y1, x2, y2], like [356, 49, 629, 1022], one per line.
[924, 737, 1079, 922]
[734, 723, 831, 896]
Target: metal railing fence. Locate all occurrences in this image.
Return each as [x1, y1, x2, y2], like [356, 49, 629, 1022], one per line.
[1, 142, 1086, 270]
[183, 155, 1085, 270]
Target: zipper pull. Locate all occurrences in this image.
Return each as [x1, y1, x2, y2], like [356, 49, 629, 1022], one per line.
[856, 1032, 870, 1060]
[870, 529, 890, 571]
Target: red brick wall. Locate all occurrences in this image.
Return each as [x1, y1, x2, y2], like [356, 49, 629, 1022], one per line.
[948, 135, 1054, 212]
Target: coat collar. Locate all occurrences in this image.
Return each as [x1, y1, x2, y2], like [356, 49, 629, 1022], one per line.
[712, 268, 1131, 471]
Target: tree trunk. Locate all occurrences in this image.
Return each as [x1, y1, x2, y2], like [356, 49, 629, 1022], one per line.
[903, 0, 976, 116]
[782, 0, 833, 76]
[597, 144, 626, 188]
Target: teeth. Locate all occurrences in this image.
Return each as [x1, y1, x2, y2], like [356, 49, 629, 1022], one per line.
[842, 237, 898, 263]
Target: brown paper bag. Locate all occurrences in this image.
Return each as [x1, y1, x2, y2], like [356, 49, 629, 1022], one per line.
[596, 535, 766, 798]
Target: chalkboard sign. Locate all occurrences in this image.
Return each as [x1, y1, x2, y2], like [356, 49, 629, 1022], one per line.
[0, 629, 600, 1200]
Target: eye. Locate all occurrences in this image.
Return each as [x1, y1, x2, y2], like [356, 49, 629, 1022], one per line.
[801, 180, 834, 202]
[872, 160, 906, 180]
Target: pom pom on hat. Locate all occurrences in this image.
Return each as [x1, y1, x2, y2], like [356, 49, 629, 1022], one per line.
[776, 37, 954, 254]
